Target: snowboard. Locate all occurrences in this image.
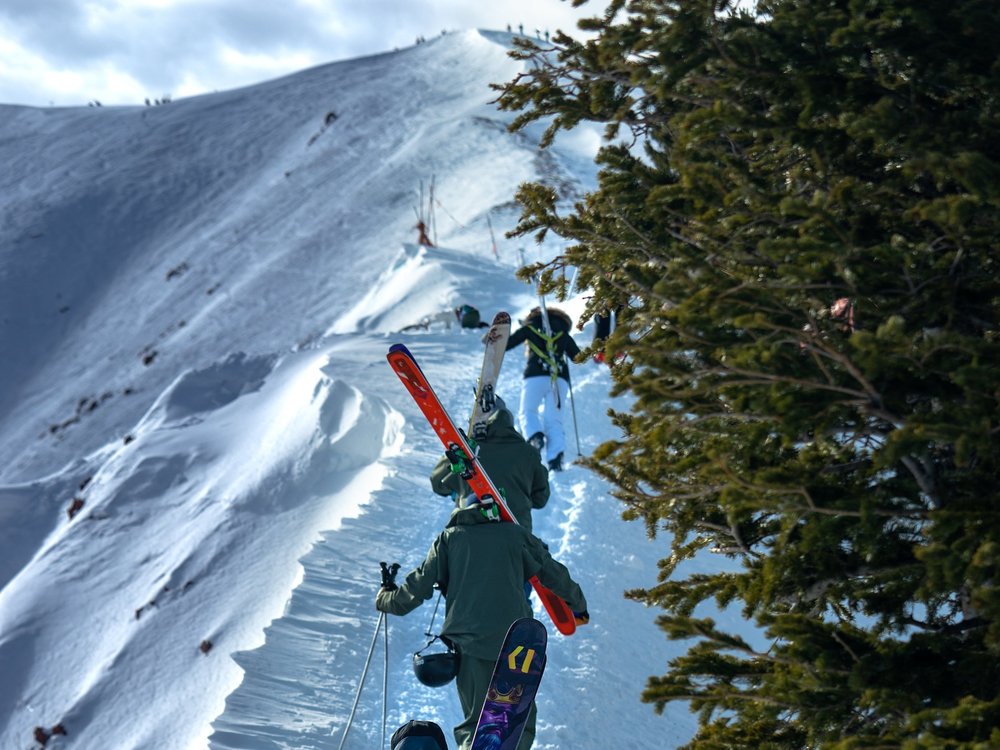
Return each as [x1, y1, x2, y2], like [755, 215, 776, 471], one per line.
[471, 618, 548, 750]
[386, 343, 576, 636]
[468, 311, 511, 440]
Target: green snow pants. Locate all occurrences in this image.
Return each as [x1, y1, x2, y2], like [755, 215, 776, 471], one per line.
[453, 651, 537, 750]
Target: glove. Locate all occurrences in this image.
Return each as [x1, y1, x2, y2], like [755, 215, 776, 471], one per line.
[379, 562, 400, 591]
[573, 610, 590, 626]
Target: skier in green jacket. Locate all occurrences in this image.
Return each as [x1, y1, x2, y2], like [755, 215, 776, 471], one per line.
[376, 499, 588, 750]
[429, 398, 549, 533]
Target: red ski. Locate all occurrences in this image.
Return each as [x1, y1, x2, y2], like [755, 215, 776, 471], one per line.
[387, 343, 577, 636]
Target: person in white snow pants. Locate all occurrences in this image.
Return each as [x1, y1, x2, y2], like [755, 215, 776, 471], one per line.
[517, 376, 570, 467]
[505, 307, 581, 472]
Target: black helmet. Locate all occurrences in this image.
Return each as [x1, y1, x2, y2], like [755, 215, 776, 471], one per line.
[391, 719, 448, 750]
[412, 642, 460, 687]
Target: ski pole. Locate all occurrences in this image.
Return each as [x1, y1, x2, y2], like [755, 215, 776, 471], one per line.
[336, 562, 399, 750]
[336, 611, 385, 750]
[382, 606, 389, 750]
[379, 562, 399, 750]
[567, 378, 581, 456]
[487, 213, 498, 260]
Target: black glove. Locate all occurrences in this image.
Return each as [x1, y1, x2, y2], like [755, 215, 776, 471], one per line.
[380, 562, 400, 591]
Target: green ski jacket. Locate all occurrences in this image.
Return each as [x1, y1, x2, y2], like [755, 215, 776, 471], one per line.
[429, 407, 549, 532]
[376, 506, 587, 660]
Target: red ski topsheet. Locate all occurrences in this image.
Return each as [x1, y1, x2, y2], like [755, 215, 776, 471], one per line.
[387, 343, 576, 636]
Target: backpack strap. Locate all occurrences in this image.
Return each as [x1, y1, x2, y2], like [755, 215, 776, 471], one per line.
[526, 325, 563, 379]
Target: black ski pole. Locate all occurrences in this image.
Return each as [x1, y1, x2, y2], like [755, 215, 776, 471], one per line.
[380, 562, 398, 750]
[382, 602, 389, 750]
[567, 378, 581, 456]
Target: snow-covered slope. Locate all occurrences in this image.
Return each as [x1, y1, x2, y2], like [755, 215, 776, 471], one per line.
[0, 30, 711, 750]
[0, 28, 578, 484]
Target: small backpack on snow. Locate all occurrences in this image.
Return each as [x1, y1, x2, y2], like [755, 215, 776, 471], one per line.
[456, 304, 482, 329]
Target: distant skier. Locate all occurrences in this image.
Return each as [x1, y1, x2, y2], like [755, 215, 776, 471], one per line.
[429, 396, 549, 532]
[505, 307, 581, 472]
[591, 303, 623, 365]
[376, 497, 588, 750]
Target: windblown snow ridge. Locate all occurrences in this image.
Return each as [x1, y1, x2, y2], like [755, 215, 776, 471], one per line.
[0, 346, 404, 750]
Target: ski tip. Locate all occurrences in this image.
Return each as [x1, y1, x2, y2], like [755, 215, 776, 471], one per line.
[553, 617, 576, 636]
[387, 342, 413, 357]
[493, 311, 511, 325]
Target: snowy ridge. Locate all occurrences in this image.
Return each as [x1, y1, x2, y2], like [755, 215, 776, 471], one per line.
[0, 29, 550, 484]
[0, 344, 404, 749]
[327, 243, 521, 336]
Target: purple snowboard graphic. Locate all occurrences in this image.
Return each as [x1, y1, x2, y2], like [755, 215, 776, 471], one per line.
[471, 618, 548, 750]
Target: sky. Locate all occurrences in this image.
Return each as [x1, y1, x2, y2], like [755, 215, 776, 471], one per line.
[0, 28, 757, 749]
[0, 0, 609, 107]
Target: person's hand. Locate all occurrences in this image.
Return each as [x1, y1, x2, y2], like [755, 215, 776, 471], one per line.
[573, 610, 590, 626]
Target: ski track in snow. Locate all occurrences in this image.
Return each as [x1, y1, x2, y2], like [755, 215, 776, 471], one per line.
[208, 245, 683, 749]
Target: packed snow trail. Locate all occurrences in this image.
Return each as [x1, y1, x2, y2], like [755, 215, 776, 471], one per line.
[207, 238, 695, 748]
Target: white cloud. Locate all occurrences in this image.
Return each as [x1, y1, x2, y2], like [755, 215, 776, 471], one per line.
[0, 1, 612, 107]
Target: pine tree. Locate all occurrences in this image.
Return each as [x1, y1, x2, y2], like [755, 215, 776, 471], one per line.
[495, 1, 1000, 747]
